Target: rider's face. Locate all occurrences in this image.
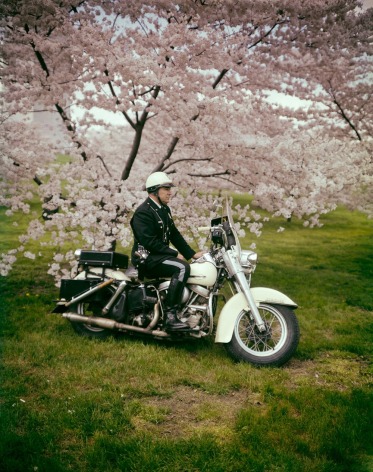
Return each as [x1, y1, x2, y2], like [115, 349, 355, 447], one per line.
[157, 186, 172, 205]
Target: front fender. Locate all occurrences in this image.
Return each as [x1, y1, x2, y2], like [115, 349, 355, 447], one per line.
[250, 287, 297, 308]
[215, 288, 297, 344]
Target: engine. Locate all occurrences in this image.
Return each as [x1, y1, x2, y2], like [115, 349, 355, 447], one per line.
[125, 284, 158, 327]
[124, 281, 212, 332]
[180, 284, 210, 330]
[157, 280, 211, 330]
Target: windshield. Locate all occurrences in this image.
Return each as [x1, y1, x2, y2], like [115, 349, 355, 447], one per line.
[225, 197, 241, 257]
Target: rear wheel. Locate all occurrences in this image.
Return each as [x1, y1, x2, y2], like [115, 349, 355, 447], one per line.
[69, 286, 115, 339]
[225, 303, 300, 367]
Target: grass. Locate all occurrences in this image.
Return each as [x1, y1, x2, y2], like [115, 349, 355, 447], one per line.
[0, 197, 372, 472]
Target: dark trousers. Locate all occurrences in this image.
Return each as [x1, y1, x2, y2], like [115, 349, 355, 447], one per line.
[145, 257, 190, 284]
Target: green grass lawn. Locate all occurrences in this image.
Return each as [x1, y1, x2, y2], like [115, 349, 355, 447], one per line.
[0, 199, 372, 472]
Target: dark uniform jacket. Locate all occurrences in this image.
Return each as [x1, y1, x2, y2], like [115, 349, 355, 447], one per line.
[130, 197, 195, 271]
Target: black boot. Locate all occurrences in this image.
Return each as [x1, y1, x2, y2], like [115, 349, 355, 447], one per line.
[164, 308, 190, 331]
[164, 278, 189, 331]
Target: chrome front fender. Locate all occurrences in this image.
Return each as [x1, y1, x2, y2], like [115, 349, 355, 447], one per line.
[215, 288, 297, 343]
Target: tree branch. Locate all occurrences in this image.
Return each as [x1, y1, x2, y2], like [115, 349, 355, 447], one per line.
[186, 170, 248, 189]
[187, 169, 235, 178]
[247, 21, 282, 50]
[327, 80, 362, 141]
[212, 19, 285, 90]
[96, 154, 112, 177]
[29, 38, 50, 78]
[104, 69, 136, 129]
[150, 137, 180, 173]
[121, 85, 161, 180]
[212, 69, 229, 89]
[163, 156, 212, 172]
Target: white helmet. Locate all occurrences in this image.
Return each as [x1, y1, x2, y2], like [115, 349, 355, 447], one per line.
[145, 172, 174, 193]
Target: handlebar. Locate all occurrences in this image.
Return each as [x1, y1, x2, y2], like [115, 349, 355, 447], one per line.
[198, 226, 211, 232]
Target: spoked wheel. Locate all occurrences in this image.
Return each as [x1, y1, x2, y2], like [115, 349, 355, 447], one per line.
[225, 303, 300, 367]
[69, 287, 115, 339]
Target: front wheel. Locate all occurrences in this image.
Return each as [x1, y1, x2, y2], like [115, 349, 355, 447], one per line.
[225, 303, 300, 367]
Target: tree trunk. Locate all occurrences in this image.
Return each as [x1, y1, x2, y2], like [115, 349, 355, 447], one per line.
[121, 123, 145, 180]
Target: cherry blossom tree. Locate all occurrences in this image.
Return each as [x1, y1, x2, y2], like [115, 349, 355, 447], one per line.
[0, 0, 372, 280]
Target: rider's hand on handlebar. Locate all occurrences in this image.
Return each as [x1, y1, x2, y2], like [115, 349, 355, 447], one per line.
[192, 251, 206, 260]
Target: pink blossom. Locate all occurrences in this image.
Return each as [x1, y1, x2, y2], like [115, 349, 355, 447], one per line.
[0, 0, 372, 280]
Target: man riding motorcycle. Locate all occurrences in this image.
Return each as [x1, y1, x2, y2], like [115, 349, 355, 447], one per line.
[130, 172, 205, 331]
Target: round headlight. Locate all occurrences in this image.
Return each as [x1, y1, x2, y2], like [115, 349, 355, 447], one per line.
[240, 250, 258, 273]
[248, 251, 258, 265]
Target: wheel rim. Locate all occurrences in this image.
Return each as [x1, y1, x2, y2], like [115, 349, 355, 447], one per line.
[234, 304, 288, 357]
[74, 301, 107, 332]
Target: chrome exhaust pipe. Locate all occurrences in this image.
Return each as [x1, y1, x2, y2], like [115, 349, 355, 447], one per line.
[62, 303, 168, 337]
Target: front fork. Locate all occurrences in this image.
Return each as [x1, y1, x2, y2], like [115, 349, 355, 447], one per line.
[222, 249, 266, 332]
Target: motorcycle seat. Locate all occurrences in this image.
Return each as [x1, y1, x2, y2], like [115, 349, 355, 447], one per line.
[124, 265, 139, 281]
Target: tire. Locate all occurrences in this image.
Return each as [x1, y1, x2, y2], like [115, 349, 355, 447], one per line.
[225, 303, 300, 367]
[69, 286, 115, 340]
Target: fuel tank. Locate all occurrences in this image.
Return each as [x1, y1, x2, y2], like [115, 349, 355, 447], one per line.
[188, 256, 217, 287]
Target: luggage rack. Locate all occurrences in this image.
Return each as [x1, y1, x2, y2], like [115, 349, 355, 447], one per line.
[76, 250, 129, 276]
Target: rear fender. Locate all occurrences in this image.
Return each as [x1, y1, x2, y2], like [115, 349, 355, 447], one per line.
[215, 288, 297, 343]
[75, 267, 129, 281]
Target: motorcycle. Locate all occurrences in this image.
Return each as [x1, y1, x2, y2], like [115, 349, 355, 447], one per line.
[53, 199, 300, 367]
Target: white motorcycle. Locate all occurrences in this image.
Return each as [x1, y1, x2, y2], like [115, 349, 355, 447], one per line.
[53, 199, 300, 367]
